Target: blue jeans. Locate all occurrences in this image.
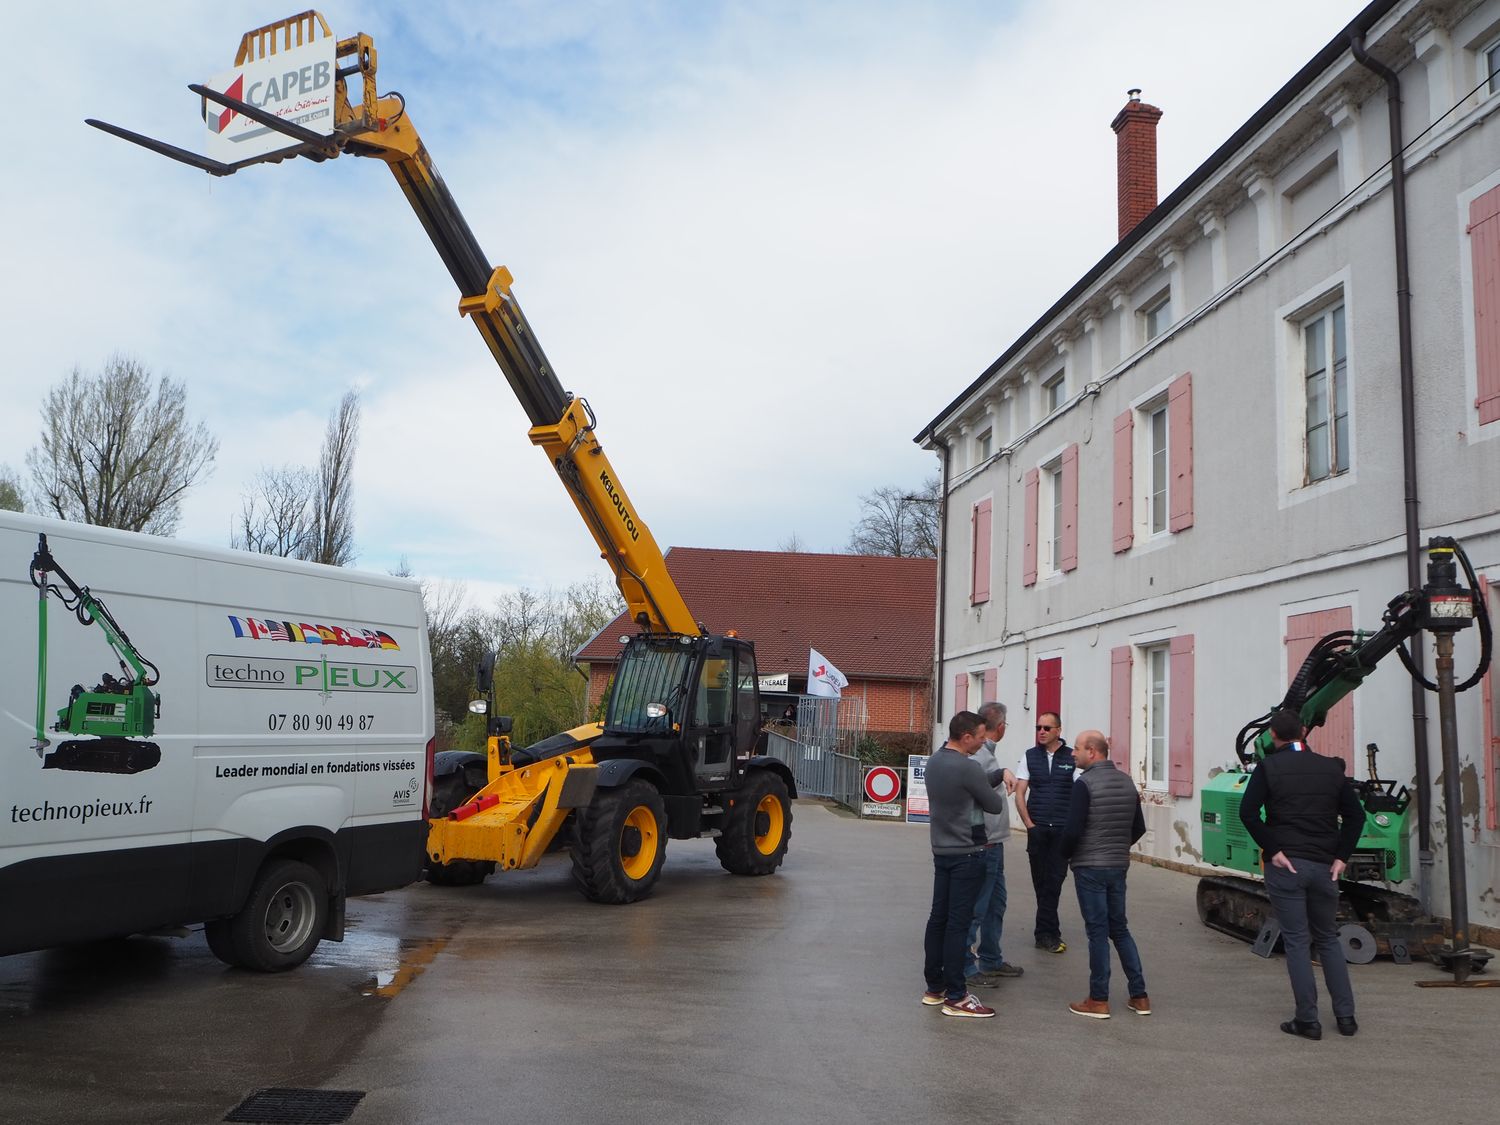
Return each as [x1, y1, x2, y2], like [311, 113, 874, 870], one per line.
[965, 843, 1007, 977]
[924, 851, 985, 1002]
[1073, 866, 1146, 1002]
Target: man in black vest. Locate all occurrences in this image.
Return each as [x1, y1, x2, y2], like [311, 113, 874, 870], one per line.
[1014, 711, 1074, 953]
[1060, 730, 1148, 1019]
[1238, 709, 1366, 1040]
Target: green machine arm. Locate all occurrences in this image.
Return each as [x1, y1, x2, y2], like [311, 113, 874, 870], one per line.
[29, 534, 163, 774]
[1235, 537, 1492, 765]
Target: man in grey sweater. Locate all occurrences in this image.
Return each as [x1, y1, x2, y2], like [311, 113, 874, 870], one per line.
[1059, 729, 1149, 1020]
[921, 711, 1010, 1018]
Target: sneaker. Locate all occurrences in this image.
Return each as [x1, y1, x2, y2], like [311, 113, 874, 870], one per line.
[941, 993, 996, 1018]
[921, 990, 945, 1006]
[1128, 995, 1151, 1016]
[1069, 997, 1111, 1019]
[1036, 938, 1067, 954]
[970, 963, 1024, 986]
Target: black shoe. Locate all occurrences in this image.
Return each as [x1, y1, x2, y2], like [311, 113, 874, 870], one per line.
[1335, 1017, 1358, 1037]
[1280, 1019, 1322, 1041]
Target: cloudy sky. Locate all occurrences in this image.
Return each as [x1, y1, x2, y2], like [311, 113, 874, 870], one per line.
[2, 1, 1360, 604]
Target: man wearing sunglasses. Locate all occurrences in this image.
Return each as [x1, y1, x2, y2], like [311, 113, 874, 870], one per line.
[1014, 712, 1074, 954]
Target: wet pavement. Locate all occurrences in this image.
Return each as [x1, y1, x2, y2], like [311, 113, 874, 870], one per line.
[1, 802, 1496, 1124]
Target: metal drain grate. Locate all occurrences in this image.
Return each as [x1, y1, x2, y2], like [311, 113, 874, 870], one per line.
[224, 1088, 365, 1124]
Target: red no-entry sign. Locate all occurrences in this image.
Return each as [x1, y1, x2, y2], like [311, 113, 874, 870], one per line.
[864, 766, 901, 803]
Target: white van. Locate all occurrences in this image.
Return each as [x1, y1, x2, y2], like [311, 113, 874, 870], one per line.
[0, 511, 433, 971]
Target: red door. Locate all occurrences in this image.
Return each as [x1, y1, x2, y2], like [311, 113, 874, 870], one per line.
[1035, 657, 1063, 727]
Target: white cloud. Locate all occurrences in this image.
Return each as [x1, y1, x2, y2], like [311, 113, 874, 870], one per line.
[3, 0, 1361, 589]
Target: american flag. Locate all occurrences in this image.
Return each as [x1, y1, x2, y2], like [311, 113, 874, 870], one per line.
[266, 619, 290, 642]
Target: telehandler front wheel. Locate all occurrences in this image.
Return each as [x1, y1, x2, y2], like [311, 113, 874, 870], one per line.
[716, 771, 792, 875]
[570, 779, 667, 904]
[423, 773, 494, 888]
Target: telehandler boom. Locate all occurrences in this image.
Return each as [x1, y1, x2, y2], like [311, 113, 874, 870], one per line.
[88, 10, 796, 904]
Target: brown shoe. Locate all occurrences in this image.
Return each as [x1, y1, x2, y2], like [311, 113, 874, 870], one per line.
[1128, 995, 1151, 1016]
[941, 993, 996, 1018]
[1069, 997, 1110, 1019]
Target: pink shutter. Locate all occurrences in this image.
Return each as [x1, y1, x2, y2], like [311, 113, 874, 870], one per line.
[1285, 608, 1354, 772]
[954, 672, 968, 713]
[982, 667, 998, 705]
[1168, 635, 1194, 796]
[1035, 657, 1062, 723]
[1472, 187, 1500, 425]
[1110, 646, 1133, 774]
[1060, 443, 1079, 572]
[971, 499, 992, 605]
[1113, 411, 1134, 553]
[1022, 468, 1039, 587]
[1168, 372, 1194, 531]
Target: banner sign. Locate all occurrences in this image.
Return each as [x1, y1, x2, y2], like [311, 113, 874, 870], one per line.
[905, 755, 930, 824]
[757, 673, 789, 692]
[204, 37, 336, 163]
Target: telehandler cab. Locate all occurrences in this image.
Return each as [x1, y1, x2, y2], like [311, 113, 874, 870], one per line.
[88, 10, 795, 904]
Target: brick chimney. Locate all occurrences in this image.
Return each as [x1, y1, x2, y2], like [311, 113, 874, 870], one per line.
[1111, 89, 1163, 241]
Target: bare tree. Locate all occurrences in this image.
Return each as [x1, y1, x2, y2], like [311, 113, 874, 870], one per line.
[0, 465, 23, 512]
[232, 465, 316, 557]
[25, 355, 217, 534]
[306, 391, 360, 566]
[778, 532, 807, 553]
[846, 474, 940, 558]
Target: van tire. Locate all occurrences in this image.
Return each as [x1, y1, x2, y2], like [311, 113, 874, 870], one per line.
[222, 859, 328, 972]
[569, 780, 667, 904]
[424, 773, 493, 887]
[203, 918, 236, 966]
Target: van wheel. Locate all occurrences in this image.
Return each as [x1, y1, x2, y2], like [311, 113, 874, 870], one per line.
[424, 774, 494, 887]
[223, 859, 328, 972]
[716, 771, 793, 875]
[203, 918, 237, 966]
[569, 780, 667, 904]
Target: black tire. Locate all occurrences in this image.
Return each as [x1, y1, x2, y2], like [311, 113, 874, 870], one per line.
[224, 858, 328, 972]
[569, 780, 667, 904]
[424, 773, 494, 887]
[716, 771, 792, 875]
[203, 918, 236, 966]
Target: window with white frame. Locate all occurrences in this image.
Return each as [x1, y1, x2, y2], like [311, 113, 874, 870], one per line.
[1144, 644, 1169, 790]
[976, 428, 993, 462]
[1487, 38, 1500, 95]
[1303, 303, 1349, 483]
[1142, 291, 1171, 342]
[1043, 371, 1065, 415]
[1036, 457, 1063, 579]
[1148, 403, 1168, 535]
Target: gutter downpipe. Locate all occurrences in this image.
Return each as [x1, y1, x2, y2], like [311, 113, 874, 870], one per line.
[1351, 32, 1433, 912]
[932, 433, 950, 737]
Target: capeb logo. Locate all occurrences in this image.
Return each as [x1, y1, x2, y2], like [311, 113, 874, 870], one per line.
[227, 615, 399, 651]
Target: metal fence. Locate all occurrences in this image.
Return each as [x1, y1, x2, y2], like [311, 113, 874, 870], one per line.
[795, 694, 867, 755]
[765, 730, 864, 810]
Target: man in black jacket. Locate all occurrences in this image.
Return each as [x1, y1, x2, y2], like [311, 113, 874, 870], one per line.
[1238, 710, 1366, 1040]
[1014, 712, 1073, 953]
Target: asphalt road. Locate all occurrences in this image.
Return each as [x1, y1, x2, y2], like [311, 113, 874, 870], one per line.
[1, 802, 1496, 1125]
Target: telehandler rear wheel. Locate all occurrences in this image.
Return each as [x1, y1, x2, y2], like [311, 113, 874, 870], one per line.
[424, 773, 495, 887]
[716, 771, 792, 875]
[570, 780, 667, 904]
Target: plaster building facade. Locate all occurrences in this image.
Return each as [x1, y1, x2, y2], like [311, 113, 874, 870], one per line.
[918, 0, 1500, 933]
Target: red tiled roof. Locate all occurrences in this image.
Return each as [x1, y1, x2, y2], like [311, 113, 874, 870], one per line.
[575, 548, 935, 682]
